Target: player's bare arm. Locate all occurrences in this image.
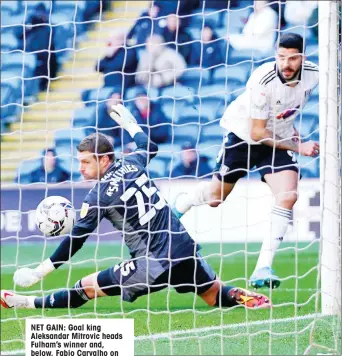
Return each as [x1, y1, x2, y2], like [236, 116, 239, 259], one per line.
[250, 118, 320, 156]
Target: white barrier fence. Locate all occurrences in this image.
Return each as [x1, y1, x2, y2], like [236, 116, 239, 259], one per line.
[158, 178, 320, 243]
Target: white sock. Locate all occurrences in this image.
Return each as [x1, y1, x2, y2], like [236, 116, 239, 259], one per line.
[27, 296, 36, 309]
[254, 206, 292, 271]
[175, 181, 211, 214]
[8, 294, 36, 309]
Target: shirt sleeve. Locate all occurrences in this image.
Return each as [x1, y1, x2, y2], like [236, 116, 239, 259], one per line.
[312, 69, 319, 89]
[126, 131, 159, 168]
[246, 75, 270, 120]
[49, 197, 105, 268]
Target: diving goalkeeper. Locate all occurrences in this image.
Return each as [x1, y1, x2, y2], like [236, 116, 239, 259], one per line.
[1, 105, 270, 311]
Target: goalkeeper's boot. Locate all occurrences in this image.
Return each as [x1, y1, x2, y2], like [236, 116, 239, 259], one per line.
[229, 287, 271, 309]
[171, 192, 186, 219]
[249, 267, 281, 289]
[0, 290, 35, 309]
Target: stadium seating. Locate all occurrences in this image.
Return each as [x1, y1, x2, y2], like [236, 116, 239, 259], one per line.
[72, 106, 96, 128]
[162, 84, 196, 101]
[197, 139, 222, 154]
[156, 143, 182, 169]
[1, 1, 20, 13]
[298, 155, 320, 178]
[1, 33, 19, 52]
[305, 44, 319, 64]
[1, 52, 39, 99]
[211, 64, 250, 85]
[1, 83, 21, 124]
[161, 99, 190, 123]
[50, 1, 88, 57]
[178, 67, 211, 89]
[200, 122, 224, 142]
[15, 159, 41, 184]
[147, 158, 167, 178]
[125, 86, 159, 102]
[25, 1, 51, 12]
[177, 105, 213, 125]
[54, 128, 86, 152]
[198, 83, 232, 102]
[172, 124, 201, 145]
[52, 1, 86, 23]
[193, 95, 226, 113]
[187, 27, 202, 42]
[1, 71, 22, 96]
[1, 0, 321, 182]
[82, 87, 117, 106]
[1, 3, 25, 28]
[300, 105, 319, 141]
[221, 6, 253, 32]
[189, 9, 223, 29]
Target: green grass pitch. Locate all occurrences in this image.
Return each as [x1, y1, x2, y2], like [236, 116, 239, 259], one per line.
[1, 241, 341, 355]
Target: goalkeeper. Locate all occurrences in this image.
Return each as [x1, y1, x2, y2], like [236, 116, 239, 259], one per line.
[1, 105, 270, 311]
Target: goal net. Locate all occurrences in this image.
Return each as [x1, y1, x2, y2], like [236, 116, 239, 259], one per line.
[1, 1, 341, 355]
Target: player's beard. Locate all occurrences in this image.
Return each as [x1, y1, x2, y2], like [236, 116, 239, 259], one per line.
[280, 66, 301, 83]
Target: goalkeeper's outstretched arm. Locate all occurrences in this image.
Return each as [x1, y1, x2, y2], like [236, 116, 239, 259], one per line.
[110, 103, 158, 166]
[13, 212, 101, 288]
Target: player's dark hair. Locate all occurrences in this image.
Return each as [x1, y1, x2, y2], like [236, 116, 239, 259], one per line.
[278, 33, 304, 54]
[77, 133, 114, 161]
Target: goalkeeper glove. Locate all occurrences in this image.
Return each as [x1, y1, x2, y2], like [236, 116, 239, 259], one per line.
[109, 104, 143, 137]
[13, 259, 55, 288]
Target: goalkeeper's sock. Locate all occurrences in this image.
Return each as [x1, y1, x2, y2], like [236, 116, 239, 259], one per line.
[175, 181, 211, 214]
[254, 206, 292, 271]
[34, 280, 89, 309]
[214, 286, 238, 307]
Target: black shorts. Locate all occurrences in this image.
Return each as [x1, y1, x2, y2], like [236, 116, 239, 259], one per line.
[97, 253, 216, 303]
[214, 132, 299, 183]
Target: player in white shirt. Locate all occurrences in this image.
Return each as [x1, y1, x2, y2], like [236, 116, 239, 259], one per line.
[173, 33, 319, 289]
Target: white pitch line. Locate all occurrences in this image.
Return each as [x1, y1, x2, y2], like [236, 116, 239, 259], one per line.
[169, 288, 318, 292]
[135, 313, 322, 341]
[156, 288, 319, 293]
[270, 288, 319, 292]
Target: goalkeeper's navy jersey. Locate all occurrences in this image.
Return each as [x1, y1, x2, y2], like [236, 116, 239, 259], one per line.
[50, 133, 198, 270]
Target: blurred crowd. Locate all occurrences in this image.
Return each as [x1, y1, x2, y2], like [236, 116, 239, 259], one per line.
[86, 0, 319, 180]
[2, 0, 322, 183]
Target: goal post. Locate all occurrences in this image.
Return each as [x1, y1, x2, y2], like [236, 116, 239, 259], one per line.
[319, 0, 341, 316]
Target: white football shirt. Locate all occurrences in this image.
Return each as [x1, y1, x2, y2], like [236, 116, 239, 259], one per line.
[220, 60, 319, 144]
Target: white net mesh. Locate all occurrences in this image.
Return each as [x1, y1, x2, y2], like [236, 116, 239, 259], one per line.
[1, 1, 341, 355]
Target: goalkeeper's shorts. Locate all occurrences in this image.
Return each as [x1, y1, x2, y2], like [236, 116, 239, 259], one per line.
[97, 252, 216, 303]
[214, 132, 300, 183]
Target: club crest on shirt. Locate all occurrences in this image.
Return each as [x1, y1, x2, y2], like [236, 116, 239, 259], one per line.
[220, 164, 230, 176]
[80, 203, 89, 218]
[305, 89, 312, 98]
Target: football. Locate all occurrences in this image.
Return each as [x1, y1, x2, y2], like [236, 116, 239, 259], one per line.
[36, 196, 76, 236]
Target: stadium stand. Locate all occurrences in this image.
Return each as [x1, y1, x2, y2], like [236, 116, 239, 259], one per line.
[1, 0, 320, 182]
